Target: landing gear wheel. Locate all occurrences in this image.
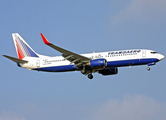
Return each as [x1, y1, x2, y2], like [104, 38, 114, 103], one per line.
[88, 74, 93, 79]
[81, 69, 86, 74]
[147, 67, 150, 71]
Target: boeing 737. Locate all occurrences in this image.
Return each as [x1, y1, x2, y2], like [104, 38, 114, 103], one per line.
[3, 33, 164, 79]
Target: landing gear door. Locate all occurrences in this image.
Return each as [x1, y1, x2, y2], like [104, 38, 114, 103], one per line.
[36, 60, 40, 67]
[142, 50, 146, 58]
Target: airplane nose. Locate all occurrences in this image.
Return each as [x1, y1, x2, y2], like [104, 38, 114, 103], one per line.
[158, 54, 164, 61]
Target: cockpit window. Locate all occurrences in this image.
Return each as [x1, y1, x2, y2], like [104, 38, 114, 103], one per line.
[151, 52, 158, 54]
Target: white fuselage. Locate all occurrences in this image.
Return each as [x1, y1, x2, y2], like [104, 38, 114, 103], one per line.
[19, 49, 164, 72]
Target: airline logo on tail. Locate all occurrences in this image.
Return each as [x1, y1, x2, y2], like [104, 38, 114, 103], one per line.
[13, 33, 38, 59]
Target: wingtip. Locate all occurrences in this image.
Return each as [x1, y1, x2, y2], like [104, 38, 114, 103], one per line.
[40, 33, 51, 45]
[2, 55, 7, 57]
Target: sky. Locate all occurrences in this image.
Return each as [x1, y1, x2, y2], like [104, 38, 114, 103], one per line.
[0, 0, 166, 120]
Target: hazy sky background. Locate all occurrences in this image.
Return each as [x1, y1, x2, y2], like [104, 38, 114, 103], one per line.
[0, 0, 166, 120]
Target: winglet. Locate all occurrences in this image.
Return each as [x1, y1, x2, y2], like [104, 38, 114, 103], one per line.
[40, 33, 51, 45]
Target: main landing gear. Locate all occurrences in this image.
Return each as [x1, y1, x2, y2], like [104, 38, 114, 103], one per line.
[81, 69, 86, 74]
[88, 74, 93, 79]
[81, 68, 93, 79]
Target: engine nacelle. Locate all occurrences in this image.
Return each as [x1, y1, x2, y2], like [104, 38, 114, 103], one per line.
[87, 59, 107, 68]
[99, 68, 118, 76]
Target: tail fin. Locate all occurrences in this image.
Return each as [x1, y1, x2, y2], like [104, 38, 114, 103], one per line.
[12, 33, 39, 59]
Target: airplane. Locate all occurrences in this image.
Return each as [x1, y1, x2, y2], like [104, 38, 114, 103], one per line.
[3, 33, 164, 79]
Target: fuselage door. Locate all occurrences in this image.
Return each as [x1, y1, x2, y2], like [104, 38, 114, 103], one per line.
[36, 60, 40, 67]
[142, 50, 146, 58]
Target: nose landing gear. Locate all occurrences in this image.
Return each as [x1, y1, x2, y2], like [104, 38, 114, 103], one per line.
[147, 66, 150, 71]
[147, 62, 156, 71]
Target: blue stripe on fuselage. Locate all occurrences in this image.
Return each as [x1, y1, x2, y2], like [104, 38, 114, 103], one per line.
[33, 58, 159, 72]
[34, 65, 77, 72]
[106, 58, 159, 67]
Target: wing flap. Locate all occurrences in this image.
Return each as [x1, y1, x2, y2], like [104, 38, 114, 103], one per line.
[3, 55, 28, 63]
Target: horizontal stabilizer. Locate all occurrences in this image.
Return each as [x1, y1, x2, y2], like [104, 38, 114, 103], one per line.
[3, 55, 28, 63]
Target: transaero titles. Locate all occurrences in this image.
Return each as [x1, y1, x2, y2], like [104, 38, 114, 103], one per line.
[108, 50, 141, 55]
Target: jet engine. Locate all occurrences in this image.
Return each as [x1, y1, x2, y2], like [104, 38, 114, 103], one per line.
[86, 58, 107, 69]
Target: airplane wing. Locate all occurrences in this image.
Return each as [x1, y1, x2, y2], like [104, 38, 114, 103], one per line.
[3, 55, 28, 63]
[40, 33, 91, 67]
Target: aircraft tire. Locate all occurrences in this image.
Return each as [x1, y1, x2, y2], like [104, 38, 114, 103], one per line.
[147, 67, 150, 71]
[88, 74, 93, 79]
[81, 69, 86, 74]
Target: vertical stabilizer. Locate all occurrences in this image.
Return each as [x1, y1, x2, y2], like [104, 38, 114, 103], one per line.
[12, 33, 39, 59]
